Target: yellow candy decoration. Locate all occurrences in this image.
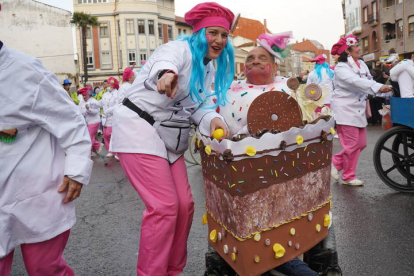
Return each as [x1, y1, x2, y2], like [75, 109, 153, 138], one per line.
[245, 146, 256, 156]
[202, 214, 208, 225]
[210, 229, 217, 243]
[253, 233, 261, 242]
[213, 129, 224, 140]
[296, 135, 304, 145]
[330, 127, 336, 135]
[254, 255, 260, 263]
[231, 253, 237, 262]
[273, 243, 286, 259]
[205, 145, 212, 155]
[290, 228, 296, 236]
[316, 224, 321, 232]
[324, 214, 331, 227]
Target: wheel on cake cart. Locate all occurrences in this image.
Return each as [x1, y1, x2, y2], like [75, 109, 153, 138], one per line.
[184, 124, 202, 166]
[373, 125, 414, 192]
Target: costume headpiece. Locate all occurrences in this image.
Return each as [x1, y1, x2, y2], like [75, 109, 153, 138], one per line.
[256, 31, 293, 61]
[185, 2, 235, 33]
[331, 34, 358, 55]
[310, 54, 327, 65]
[122, 68, 134, 82]
[78, 87, 93, 95]
[107, 77, 119, 89]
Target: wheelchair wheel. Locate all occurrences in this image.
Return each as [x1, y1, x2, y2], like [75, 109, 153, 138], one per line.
[373, 126, 414, 192]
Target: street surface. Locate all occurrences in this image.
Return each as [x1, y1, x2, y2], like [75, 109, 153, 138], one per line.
[9, 125, 414, 276]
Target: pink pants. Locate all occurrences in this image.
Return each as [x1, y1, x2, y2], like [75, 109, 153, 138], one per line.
[0, 230, 73, 276]
[103, 126, 113, 153]
[87, 123, 101, 151]
[118, 153, 194, 276]
[332, 125, 367, 181]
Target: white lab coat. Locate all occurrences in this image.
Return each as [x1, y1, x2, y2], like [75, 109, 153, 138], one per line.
[117, 82, 131, 104]
[390, 59, 414, 98]
[100, 89, 119, 126]
[79, 97, 101, 125]
[306, 69, 335, 105]
[331, 60, 384, 128]
[110, 40, 224, 163]
[0, 44, 93, 258]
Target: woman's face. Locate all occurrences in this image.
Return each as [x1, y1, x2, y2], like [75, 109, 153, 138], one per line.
[129, 75, 136, 84]
[205, 26, 229, 59]
[82, 94, 90, 101]
[348, 45, 361, 60]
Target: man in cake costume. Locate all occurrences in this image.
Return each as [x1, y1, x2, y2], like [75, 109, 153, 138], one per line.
[110, 2, 234, 275]
[390, 53, 414, 98]
[220, 32, 292, 136]
[0, 41, 93, 275]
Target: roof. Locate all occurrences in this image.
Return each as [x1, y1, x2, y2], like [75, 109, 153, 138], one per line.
[175, 16, 191, 27]
[231, 17, 271, 41]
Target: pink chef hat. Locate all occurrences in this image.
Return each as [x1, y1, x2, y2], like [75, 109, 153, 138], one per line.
[331, 34, 358, 56]
[107, 77, 119, 89]
[122, 68, 134, 82]
[184, 2, 235, 33]
[78, 87, 93, 95]
[310, 54, 328, 64]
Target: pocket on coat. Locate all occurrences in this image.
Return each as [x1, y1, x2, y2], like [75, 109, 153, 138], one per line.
[156, 121, 191, 154]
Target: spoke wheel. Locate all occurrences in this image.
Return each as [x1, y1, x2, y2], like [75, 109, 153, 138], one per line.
[373, 126, 414, 192]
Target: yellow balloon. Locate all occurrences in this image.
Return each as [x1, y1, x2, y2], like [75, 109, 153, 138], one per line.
[213, 129, 224, 140]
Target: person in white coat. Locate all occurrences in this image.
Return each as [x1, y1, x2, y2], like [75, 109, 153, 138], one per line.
[306, 54, 335, 114]
[117, 67, 136, 103]
[330, 35, 392, 186]
[0, 41, 93, 275]
[110, 2, 234, 275]
[79, 87, 103, 154]
[100, 77, 119, 158]
[390, 53, 414, 98]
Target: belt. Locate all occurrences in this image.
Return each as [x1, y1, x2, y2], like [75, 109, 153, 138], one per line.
[122, 98, 155, 126]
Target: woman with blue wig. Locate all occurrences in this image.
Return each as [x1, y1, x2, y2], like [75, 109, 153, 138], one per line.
[109, 2, 235, 275]
[306, 54, 335, 114]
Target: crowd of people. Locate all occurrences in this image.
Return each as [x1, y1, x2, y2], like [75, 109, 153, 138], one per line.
[2, 1, 414, 276]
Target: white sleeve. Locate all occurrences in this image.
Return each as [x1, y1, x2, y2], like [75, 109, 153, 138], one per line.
[398, 71, 414, 98]
[191, 97, 226, 136]
[335, 64, 383, 95]
[31, 75, 93, 185]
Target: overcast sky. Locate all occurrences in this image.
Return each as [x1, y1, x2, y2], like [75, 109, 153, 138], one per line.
[37, 0, 344, 50]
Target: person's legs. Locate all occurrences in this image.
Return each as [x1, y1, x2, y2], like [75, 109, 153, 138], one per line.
[274, 258, 318, 276]
[21, 230, 74, 276]
[87, 123, 101, 151]
[0, 250, 15, 276]
[166, 157, 195, 275]
[118, 153, 179, 276]
[338, 125, 366, 181]
[103, 126, 113, 153]
[332, 125, 347, 171]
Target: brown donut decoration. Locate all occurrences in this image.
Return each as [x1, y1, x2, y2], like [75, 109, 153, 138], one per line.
[287, 77, 300, 91]
[304, 84, 323, 101]
[247, 91, 303, 134]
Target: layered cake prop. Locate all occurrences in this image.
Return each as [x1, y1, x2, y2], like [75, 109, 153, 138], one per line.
[196, 89, 334, 276]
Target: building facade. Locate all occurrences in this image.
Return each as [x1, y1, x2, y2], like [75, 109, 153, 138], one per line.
[0, 0, 76, 83]
[359, 0, 381, 67]
[74, 0, 176, 82]
[344, 0, 362, 35]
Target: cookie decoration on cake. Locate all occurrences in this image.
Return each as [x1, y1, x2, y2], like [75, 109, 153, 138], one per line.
[287, 77, 300, 91]
[304, 84, 323, 101]
[247, 91, 302, 134]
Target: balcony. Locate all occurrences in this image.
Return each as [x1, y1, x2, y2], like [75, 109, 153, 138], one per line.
[381, 7, 395, 24]
[368, 13, 378, 27]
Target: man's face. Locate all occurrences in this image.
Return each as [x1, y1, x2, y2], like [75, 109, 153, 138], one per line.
[63, 84, 70, 91]
[244, 47, 277, 85]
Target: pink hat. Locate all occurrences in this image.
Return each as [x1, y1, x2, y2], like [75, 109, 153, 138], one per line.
[331, 34, 358, 56]
[122, 68, 134, 82]
[78, 87, 93, 95]
[184, 2, 235, 33]
[310, 54, 327, 64]
[256, 31, 294, 61]
[107, 77, 119, 89]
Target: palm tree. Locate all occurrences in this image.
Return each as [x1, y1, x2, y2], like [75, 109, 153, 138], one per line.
[71, 12, 98, 83]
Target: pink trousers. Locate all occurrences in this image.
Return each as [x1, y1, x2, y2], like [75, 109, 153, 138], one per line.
[103, 126, 113, 153]
[117, 153, 194, 276]
[332, 124, 367, 181]
[0, 230, 73, 276]
[87, 123, 101, 151]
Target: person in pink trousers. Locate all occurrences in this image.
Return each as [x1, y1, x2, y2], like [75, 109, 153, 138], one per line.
[100, 77, 119, 158]
[330, 35, 392, 186]
[109, 2, 235, 275]
[79, 87, 103, 155]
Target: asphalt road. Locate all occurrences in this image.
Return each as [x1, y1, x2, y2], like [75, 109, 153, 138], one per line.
[9, 125, 414, 276]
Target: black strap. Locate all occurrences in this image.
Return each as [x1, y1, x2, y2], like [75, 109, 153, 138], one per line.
[123, 98, 155, 126]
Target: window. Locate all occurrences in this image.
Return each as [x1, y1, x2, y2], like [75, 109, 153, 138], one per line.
[362, 37, 369, 54]
[363, 7, 368, 23]
[167, 25, 173, 40]
[99, 22, 109, 37]
[158, 23, 163, 39]
[148, 20, 155, 35]
[183, 29, 187, 35]
[372, 31, 378, 51]
[140, 50, 147, 62]
[101, 51, 111, 69]
[126, 19, 134, 35]
[85, 27, 92, 38]
[87, 52, 94, 69]
[397, 20, 403, 39]
[178, 28, 182, 35]
[409, 16, 414, 36]
[371, 1, 377, 21]
[138, 20, 145, 34]
[117, 20, 121, 36]
[128, 50, 136, 66]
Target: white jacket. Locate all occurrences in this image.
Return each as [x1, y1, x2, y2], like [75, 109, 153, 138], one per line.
[307, 69, 335, 105]
[110, 40, 224, 163]
[100, 89, 119, 126]
[79, 97, 101, 125]
[0, 44, 93, 258]
[118, 82, 132, 104]
[331, 60, 384, 127]
[390, 59, 414, 98]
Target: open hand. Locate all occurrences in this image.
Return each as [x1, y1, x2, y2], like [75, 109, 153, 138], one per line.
[157, 73, 179, 99]
[58, 176, 83, 204]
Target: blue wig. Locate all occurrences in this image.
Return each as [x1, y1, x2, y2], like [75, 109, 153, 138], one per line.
[314, 62, 334, 83]
[179, 28, 235, 108]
